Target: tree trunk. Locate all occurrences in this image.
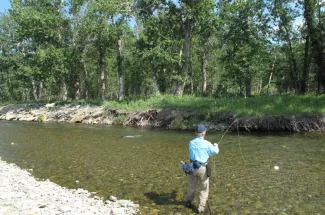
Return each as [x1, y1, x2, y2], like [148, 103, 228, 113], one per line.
[150, 60, 160, 95]
[267, 55, 277, 95]
[267, 72, 273, 96]
[259, 80, 263, 94]
[75, 81, 80, 100]
[175, 82, 186, 97]
[38, 80, 43, 101]
[31, 79, 38, 101]
[277, 0, 299, 92]
[83, 63, 89, 100]
[245, 74, 251, 98]
[317, 1, 325, 92]
[117, 38, 123, 101]
[81, 46, 89, 100]
[289, 44, 299, 92]
[304, 0, 325, 93]
[201, 48, 207, 95]
[98, 45, 105, 100]
[61, 76, 67, 101]
[162, 68, 167, 93]
[284, 25, 299, 92]
[301, 35, 310, 93]
[175, 19, 193, 96]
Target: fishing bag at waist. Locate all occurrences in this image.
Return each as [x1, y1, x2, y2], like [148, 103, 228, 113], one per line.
[181, 162, 195, 175]
[181, 160, 207, 175]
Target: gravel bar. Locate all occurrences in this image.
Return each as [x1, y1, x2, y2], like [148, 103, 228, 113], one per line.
[0, 158, 140, 215]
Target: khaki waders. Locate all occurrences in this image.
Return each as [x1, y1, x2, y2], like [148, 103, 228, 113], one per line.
[185, 166, 209, 213]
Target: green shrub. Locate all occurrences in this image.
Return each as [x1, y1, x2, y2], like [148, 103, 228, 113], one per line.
[37, 114, 46, 122]
[114, 115, 126, 124]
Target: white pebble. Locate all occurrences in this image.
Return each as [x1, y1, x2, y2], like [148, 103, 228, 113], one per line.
[274, 166, 279, 170]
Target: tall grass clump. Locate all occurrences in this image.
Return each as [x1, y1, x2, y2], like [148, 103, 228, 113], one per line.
[103, 94, 325, 116]
[3, 94, 324, 117]
[0, 101, 17, 107]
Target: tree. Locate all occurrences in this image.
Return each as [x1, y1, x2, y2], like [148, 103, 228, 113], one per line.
[302, 0, 325, 93]
[273, 0, 301, 93]
[169, 0, 216, 96]
[9, 0, 70, 101]
[217, 0, 271, 97]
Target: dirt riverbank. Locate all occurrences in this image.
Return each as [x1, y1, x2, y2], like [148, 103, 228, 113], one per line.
[0, 103, 324, 132]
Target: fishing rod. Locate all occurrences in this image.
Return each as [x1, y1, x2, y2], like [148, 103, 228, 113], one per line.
[218, 119, 239, 145]
[207, 200, 212, 215]
[206, 119, 252, 215]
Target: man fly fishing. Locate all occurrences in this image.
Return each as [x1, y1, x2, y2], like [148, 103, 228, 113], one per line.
[182, 124, 219, 214]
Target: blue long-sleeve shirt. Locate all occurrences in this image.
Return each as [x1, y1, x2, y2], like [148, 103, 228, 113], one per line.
[189, 136, 219, 163]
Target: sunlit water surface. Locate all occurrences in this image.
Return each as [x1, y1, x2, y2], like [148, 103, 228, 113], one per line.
[0, 121, 324, 214]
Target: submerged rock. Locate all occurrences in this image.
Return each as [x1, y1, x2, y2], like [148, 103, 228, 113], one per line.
[45, 103, 56, 108]
[122, 135, 142, 138]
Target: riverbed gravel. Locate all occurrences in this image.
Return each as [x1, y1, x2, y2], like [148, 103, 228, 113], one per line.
[0, 158, 140, 215]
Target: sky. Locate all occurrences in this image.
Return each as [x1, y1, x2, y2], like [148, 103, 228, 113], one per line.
[0, 0, 11, 13]
[1, 0, 324, 14]
[0, 0, 317, 28]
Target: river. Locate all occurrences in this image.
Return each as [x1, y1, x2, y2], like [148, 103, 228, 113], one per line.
[0, 121, 324, 214]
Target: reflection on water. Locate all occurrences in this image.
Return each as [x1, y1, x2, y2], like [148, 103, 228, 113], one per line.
[0, 121, 324, 214]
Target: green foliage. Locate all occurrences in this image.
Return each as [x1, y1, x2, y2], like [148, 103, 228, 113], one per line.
[1, 0, 325, 102]
[170, 119, 192, 130]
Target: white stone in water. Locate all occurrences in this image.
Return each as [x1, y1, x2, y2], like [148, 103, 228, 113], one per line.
[128, 203, 140, 208]
[274, 166, 280, 170]
[88, 206, 99, 213]
[45, 103, 55, 108]
[0, 206, 11, 213]
[76, 188, 88, 194]
[58, 205, 71, 213]
[0, 192, 16, 199]
[118, 200, 131, 207]
[111, 208, 125, 214]
[80, 212, 95, 215]
[109, 195, 118, 202]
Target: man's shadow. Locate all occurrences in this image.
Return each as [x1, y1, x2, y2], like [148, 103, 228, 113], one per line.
[144, 190, 183, 206]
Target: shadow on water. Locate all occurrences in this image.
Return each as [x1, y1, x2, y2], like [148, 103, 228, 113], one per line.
[144, 190, 182, 206]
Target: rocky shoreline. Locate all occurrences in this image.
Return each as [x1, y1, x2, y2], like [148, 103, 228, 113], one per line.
[0, 158, 140, 215]
[0, 103, 325, 132]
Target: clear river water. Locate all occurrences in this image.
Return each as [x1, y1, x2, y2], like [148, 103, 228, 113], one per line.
[0, 121, 324, 215]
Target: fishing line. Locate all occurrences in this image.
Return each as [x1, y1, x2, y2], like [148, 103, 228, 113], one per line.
[211, 119, 248, 177]
[207, 120, 248, 214]
[237, 122, 247, 165]
[211, 119, 238, 177]
[218, 119, 238, 145]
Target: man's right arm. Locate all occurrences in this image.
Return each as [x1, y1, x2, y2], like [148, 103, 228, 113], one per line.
[208, 142, 219, 155]
[213, 143, 219, 154]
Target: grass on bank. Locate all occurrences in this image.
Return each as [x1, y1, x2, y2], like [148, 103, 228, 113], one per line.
[103, 94, 325, 116]
[1, 94, 325, 117]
